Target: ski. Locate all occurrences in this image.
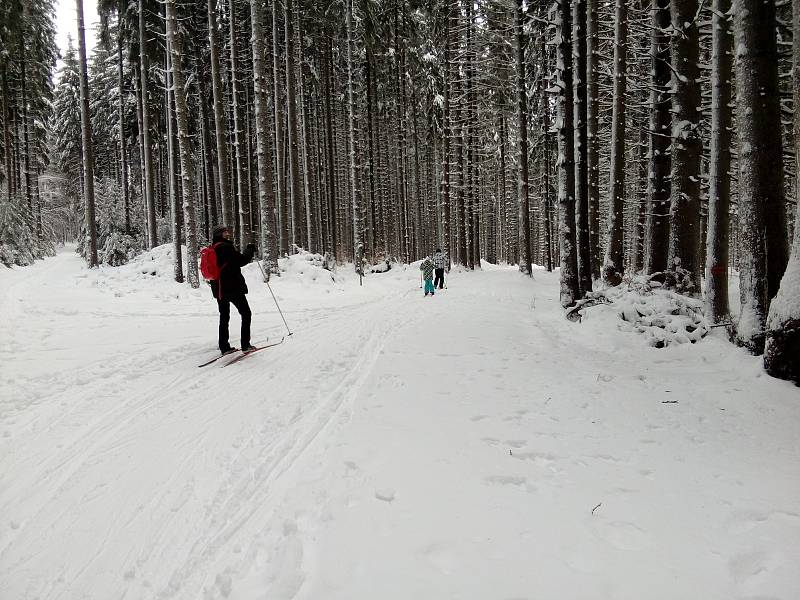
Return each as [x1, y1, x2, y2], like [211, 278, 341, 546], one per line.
[198, 348, 240, 368]
[221, 336, 285, 367]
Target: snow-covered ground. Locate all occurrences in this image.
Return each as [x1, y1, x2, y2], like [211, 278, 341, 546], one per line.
[1, 245, 799, 600]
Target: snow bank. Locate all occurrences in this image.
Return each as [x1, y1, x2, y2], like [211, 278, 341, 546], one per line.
[577, 277, 710, 348]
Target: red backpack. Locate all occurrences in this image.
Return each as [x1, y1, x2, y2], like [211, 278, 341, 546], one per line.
[200, 242, 223, 281]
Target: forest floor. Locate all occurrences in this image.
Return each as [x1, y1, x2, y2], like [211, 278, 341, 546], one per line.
[1, 245, 799, 600]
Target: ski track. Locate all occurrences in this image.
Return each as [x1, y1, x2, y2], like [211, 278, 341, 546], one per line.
[0, 250, 415, 599]
[2, 252, 799, 599]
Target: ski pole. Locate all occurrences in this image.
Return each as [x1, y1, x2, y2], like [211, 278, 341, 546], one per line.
[258, 260, 293, 336]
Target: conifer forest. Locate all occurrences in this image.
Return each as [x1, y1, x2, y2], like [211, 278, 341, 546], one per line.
[1, 0, 799, 384]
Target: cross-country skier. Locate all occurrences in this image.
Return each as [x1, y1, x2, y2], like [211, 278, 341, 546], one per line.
[209, 225, 256, 355]
[420, 255, 436, 296]
[433, 247, 447, 289]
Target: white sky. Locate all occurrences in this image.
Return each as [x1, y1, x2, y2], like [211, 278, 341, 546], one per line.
[53, 0, 100, 61]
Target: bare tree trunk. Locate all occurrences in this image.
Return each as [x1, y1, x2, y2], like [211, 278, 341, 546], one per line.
[602, 0, 626, 286]
[117, 2, 130, 234]
[249, 0, 279, 273]
[2, 69, 11, 203]
[465, 1, 478, 269]
[20, 60, 32, 209]
[228, 0, 250, 246]
[77, 0, 98, 266]
[499, 116, 510, 266]
[515, 0, 532, 276]
[297, 9, 314, 253]
[165, 34, 184, 283]
[346, 0, 363, 277]
[573, 0, 591, 292]
[197, 58, 217, 237]
[645, 0, 671, 275]
[705, 0, 732, 323]
[557, 0, 580, 307]
[285, 0, 303, 250]
[274, 1, 288, 254]
[323, 36, 338, 260]
[734, 0, 788, 351]
[139, 0, 157, 248]
[763, 0, 800, 381]
[543, 99, 554, 273]
[668, 0, 702, 291]
[165, 0, 200, 287]
[441, 1, 453, 267]
[365, 45, 378, 262]
[207, 0, 233, 229]
[586, 0, 600, 279]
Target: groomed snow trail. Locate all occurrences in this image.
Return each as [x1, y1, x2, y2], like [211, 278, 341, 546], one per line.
[1, 248, 799, 600]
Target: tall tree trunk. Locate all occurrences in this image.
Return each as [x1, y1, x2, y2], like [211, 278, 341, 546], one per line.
[763, 0, 800, 382]
[133, 62, 146, 229]
[285, 0, 303, 250]
[668, 0, 702, 291]
[274, 0, 289, 254]
[345, 0, 363, 277]
[365, 45, 377, 261]
[228, 0, 250, 246]
[250, 0, 279, 273]
[572, 0, 591, 293]
[165, 0, 200, 287]
[207, 0, 233, 229]
[20, 60, 32, 209]
[197, 55, 218, 237]
[515, 0, 532, 276]
[441, 1, 453, 267]
[557, 0, 580, 307]
[645, 0, 671, 275]
[543, 99, 554, 273]
[499, 116, 509, 265]
[77, 0, 98, 266]
[2, 68, 12, 202]
[139, 0, 157, 247]
[323, 36, 338, 260]
[705, 0, 732, 323]
[634, 129, 647, 271]
[602, 0, 626, 286]
[465, 1, 478, 269]
[117, 3, 130, 234]
[165, 33, 184, 283]
[586, 0, 600, 279]
[734, 0, 789, 352]
[297, 9, 314, 253]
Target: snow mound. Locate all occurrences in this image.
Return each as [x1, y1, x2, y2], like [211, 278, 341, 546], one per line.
[110, 243, 188, 281]
[575, 277, 710, 348]
[276, 249, 334, 284]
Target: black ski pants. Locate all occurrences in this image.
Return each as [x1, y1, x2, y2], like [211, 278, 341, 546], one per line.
[217, 294, 251, 352]
[434, 268, 445, 289]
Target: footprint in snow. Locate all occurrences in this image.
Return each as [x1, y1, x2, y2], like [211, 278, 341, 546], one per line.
[591, 520, 650, 551]
[484, 475, 528, 488]
[728, 550, 780, 585]
[725, 510, 770, 534]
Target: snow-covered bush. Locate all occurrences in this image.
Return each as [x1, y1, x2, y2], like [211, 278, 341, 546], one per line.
[574, 275, 710, 348]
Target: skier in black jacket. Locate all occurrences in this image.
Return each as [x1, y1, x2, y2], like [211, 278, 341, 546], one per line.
[210, 225, 256, 354]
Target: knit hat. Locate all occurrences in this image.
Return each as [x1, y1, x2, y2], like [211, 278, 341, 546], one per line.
[212, 225, 229, 241]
